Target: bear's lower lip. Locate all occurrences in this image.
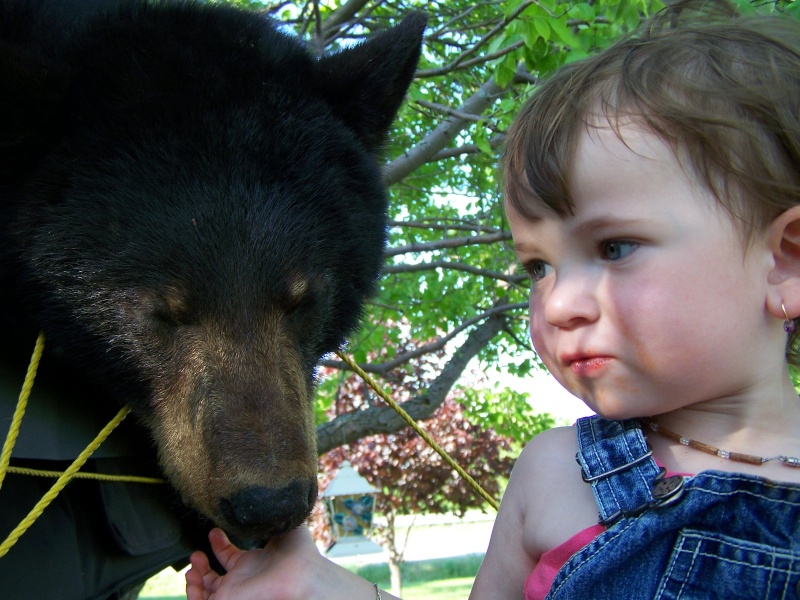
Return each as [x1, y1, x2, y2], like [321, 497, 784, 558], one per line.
[222, 514, 304, 546]
[218, 508, 309, 538]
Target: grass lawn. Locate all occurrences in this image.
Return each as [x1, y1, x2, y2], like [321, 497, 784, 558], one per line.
[353, 555, 483, 599]
[402, 576, 476, 599]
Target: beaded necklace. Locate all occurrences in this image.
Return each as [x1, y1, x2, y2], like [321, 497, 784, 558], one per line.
[643, 419, 800, 468]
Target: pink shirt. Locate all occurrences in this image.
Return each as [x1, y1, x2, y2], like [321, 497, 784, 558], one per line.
[524, 524, 606, 600]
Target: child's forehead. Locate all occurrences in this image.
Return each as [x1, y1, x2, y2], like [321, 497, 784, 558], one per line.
[509, 113, 648, 204]
[579, 111, 671, 157]
[505, 105, 672, 216]
[507, 119, 716, 224]
[573, 118, 679, 182]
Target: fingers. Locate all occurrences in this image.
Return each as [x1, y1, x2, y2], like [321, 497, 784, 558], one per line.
[189, 550, 211, 575]
[208, 527, 245, 572]
[186, 551, 213, 600]
[185, 526, 338, 600]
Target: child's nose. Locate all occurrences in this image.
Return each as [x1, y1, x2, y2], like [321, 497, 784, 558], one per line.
[542, 270, 600, 328]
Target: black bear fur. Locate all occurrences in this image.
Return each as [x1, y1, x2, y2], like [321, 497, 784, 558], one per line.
[0, 0, 424, 590]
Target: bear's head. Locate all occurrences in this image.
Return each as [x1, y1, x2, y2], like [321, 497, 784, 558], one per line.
[0, 1, 425, 541]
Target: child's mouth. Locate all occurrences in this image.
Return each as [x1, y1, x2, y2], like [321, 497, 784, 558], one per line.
[567, 356, 611, 377]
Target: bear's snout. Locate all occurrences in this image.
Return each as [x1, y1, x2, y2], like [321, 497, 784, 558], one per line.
[220, 478, 318, 537]
[144, 326, 321, 541]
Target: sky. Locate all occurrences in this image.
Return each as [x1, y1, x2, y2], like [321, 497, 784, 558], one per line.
[503, 368, 595, 426]
[529, 371, 595, 424]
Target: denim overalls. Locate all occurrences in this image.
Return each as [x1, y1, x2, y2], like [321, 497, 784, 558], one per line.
[546, 416, 800, 599]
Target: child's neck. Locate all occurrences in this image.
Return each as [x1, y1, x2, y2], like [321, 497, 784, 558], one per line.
[646, 400, 800, 484]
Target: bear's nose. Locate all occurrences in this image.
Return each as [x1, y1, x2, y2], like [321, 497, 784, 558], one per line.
[220, 479, 317, 534]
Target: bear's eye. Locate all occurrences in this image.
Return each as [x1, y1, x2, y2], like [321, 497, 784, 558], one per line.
[285, 276, 310, 310]
[283, 274, 327, 316]
[152, 290, 192, 327]
[152, 305, 180, 327]
[284, 289, 315, 317]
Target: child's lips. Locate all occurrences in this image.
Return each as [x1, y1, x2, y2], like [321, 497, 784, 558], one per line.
[562, 353, 612, 377]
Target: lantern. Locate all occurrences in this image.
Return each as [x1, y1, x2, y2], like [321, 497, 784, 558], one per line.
[323, 461, 384, 558]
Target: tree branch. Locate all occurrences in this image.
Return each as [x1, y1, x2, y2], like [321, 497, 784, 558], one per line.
[431, 134, 506, 161]
[386, 231, 512, 256]
[320, 0, 372, 34]
[417, 1, 534, 78]
[383, 76, 507, 186]
[322, 301, 526, 374]
[415, 100, 486, 124]
[416, 39, 526, 78]
[388, 219, 502, 234]
[316, 304, 510, 453]
[383, 261, 525, 285]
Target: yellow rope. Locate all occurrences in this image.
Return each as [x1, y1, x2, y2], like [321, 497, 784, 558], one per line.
[0, 405, 132, 558]
[5, 466, 164, 485]
[0, 332, 159, 558]
[0, 332, 45, 492]
[335, 350, 500, 511]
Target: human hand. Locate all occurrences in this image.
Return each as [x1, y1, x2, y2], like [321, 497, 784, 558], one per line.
[185, 526, 384, 600]
[185, 527, 320, 600]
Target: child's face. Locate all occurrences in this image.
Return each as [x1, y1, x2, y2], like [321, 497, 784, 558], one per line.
[508, 121, 776, 419]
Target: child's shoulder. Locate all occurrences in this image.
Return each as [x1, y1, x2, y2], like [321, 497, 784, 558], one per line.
[519, 424, 580, 465]
[515, 425, 587, 497]
[509, 425, 600, 557]
[470, 425, 592, 598]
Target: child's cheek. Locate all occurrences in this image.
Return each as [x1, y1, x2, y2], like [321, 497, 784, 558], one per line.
[528, 295, 555, 366]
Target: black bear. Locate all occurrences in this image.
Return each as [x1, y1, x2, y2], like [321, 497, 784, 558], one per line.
[0, 0, 424, 596]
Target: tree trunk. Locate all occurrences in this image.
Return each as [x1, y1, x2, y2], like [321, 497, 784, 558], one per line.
[389, 558, 403, 598]
[383, 512, 405, 598]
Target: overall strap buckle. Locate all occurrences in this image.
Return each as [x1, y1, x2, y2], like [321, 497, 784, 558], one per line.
[578, 449, 654, 483]
[599, 468, 686, 527]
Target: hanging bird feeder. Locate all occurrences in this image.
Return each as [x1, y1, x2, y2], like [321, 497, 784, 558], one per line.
[324, 461, 384, 558]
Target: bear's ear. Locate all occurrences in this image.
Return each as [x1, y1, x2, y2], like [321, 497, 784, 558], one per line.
[316, 12, 426, 153]
[0, 42, 68, 181]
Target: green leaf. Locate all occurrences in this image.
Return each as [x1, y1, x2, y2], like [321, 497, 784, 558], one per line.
[549, 17, 581, 48]
[493, 53, 519, 87]
[533, 16, 551, 41]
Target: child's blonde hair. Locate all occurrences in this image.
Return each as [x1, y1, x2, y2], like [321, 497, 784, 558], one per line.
[504, 0, 800, 364]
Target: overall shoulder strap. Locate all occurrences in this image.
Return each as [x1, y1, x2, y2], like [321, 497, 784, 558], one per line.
[575, 416, 667, 525]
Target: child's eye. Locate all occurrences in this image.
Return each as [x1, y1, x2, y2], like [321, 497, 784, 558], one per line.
[524, 260, 553, 282]
[600, 240, 638, 261]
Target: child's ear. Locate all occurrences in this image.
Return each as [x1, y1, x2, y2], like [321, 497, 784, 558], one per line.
[766, 206, 800, 320]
